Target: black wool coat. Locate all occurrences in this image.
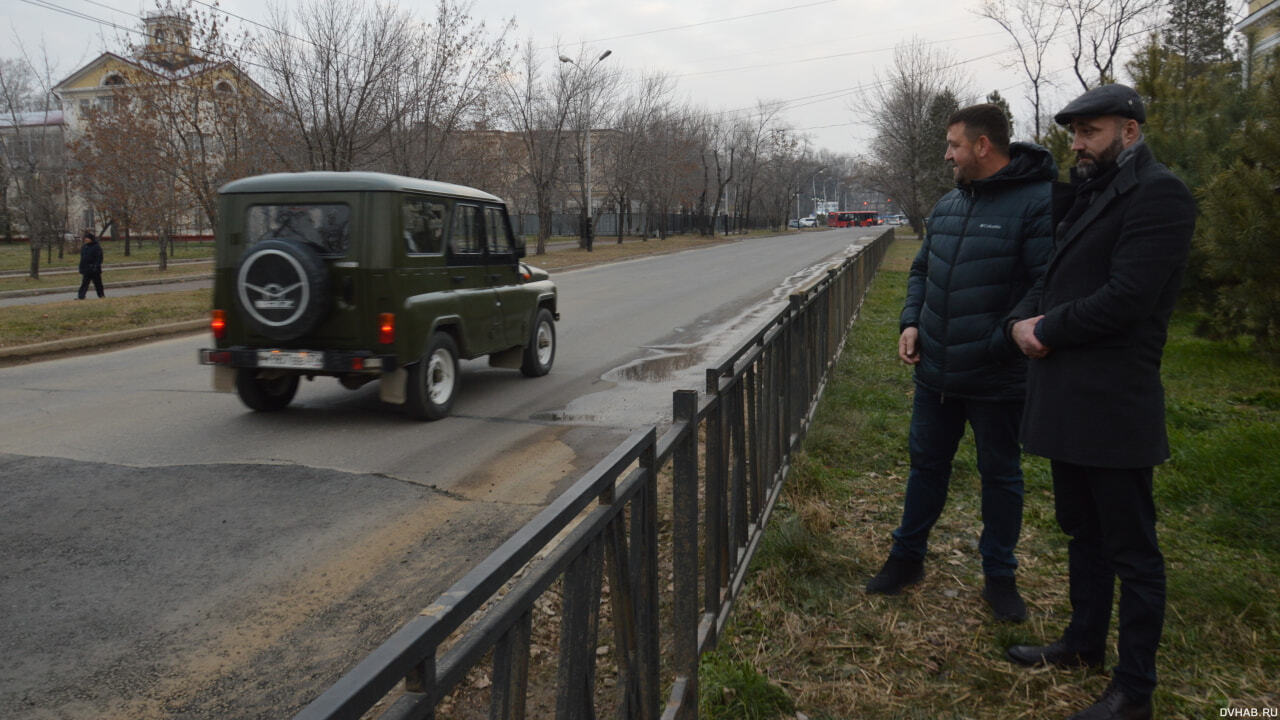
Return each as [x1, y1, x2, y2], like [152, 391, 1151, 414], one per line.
[1010, 141, 1195, 468]
[901, 142, 1056, 401]
[79, 240, 103, 275]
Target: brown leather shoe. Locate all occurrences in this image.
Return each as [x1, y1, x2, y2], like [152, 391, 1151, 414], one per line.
[1066, 683, 1152, 719]
[1005, 639, 1103, 669]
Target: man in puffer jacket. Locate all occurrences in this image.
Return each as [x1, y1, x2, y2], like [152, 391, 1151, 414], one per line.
[865, 103, 1056, 623]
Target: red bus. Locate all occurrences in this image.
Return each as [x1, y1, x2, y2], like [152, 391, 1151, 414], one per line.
[827, 210, 881, 228]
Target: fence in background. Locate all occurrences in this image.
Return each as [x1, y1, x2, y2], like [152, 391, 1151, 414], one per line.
[294, 229, 894, 720]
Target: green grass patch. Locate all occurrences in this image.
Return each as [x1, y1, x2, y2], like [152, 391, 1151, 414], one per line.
[0, 263, 211, 293]
[699, 652, 796, 720]
[0, 289, 210, 347]
[708, 238, 1280, 718]
[0, 240, 214, 273]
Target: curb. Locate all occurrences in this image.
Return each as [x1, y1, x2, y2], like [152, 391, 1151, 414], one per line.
[0, 319, 207, 361]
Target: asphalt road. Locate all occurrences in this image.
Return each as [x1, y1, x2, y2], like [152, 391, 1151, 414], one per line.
[0, 228, 881, 719]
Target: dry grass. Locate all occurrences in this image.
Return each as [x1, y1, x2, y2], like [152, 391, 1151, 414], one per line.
[708, 238, 1280, 719]
[0, 290, 210, 347]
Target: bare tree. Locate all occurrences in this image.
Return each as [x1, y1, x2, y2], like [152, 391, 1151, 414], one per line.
[1054, 0, 1163, 90]
[979, 0, 1064, 139]
[380, 0, 513, 180]
[732, 101, 788, 233]
[1, 50, 68, 277]
[598, 71, 675, 243]
[496, 40, 576, 255]
[258, 0, 418, 170]
[561, 47, 621, 249]
[861, 39, 968, 235]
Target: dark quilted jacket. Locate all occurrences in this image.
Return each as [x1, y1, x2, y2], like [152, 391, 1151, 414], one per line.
[899, 142, 1056, 401]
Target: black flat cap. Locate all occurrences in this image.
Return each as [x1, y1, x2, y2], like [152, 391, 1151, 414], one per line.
[1054, 84, 1145, 125]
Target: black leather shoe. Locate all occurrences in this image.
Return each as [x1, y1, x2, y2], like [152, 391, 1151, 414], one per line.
[1066, 683, 1152, 719]
[1005, 639, 1103, 669]
[865, 555, 923, 595]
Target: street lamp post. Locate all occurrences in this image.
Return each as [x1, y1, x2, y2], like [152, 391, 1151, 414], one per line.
[810, 167, 824, 217]
[560, 49, 612, 251]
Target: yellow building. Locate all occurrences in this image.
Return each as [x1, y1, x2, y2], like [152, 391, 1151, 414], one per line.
[1237, 0, 1280, 59]
[51, 12, 266, 234]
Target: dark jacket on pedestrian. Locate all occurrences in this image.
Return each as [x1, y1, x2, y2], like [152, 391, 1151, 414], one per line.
[1010, 141, 1195, 468]
[900, 141, 1056, 401]
[79, 238, 103, 275]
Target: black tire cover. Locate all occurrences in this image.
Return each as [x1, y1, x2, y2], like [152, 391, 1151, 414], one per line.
[234, 238, 331, 341]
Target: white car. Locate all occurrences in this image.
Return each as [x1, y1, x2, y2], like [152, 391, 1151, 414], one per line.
[798, 216, 817, 228]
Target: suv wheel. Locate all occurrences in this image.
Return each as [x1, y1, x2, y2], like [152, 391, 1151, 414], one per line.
[235, 368, 300, 411]
[520, 307, 556, 377]
[234, 238, 331, 341]
[406, 332, 460, 421]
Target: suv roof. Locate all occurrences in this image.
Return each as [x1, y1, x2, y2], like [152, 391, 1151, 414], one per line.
[219, 171, 504, 203]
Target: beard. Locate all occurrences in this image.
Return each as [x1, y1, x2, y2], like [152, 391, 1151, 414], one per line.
[1075, 133, 1125, 180]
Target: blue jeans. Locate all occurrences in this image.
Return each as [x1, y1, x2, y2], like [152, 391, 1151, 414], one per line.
[890, 383, 1025, 576]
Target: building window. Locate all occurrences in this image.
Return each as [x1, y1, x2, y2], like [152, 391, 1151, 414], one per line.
[215, 81, 233, 93]
[79, 99, 90, 114]
[103, 74, 125, 86]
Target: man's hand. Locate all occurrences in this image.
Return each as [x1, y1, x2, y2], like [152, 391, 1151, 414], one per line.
[898, 326, 921, 365]
[1012, 316, 1050, 359]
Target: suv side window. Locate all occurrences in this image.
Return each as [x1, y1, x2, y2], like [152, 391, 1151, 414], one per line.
[403, 196, 447, 255]
[450, 204, 483, 263]
[484, 206, 514, 256]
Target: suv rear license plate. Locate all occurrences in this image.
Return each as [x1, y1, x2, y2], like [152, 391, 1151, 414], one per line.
[257, 350, 324, 369]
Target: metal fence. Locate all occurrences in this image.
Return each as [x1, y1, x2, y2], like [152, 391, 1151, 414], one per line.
[294, 229, 893, 720]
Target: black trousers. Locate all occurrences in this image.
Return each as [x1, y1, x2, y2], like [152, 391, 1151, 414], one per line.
[1052, 460, 1165, 700]
[78, 272, 104, 298]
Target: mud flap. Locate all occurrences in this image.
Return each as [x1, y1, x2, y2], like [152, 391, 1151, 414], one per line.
[488, 346, 522, 369]
[212, 365, 236, 393]
[380, 367, 408, 405]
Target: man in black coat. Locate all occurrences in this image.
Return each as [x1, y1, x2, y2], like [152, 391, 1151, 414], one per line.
[77, 231, 105, 299]
[865, 104, 1055, 623]
[1005, 84, 1195, 720]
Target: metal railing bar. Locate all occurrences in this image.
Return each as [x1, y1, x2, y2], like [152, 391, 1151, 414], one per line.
[489, 611, 531, 720]
[434, 464, 651, 694]
[555, 535, 604, 719]
[711, 452, 790, 644]
[293, 431, 653, 720]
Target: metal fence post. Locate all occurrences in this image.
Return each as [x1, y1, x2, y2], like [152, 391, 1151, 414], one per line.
[670, 390, 700, 718]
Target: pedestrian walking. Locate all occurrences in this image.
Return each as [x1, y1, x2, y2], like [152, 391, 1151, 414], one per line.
[865, 104, 1056, 623]
[77, 231, 104, 300]
[1005, 84, 1196, 720]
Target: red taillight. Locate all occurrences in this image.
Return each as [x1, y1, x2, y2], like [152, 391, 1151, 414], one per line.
[211, 309, 227, 339]
[378, 313, 395, 344]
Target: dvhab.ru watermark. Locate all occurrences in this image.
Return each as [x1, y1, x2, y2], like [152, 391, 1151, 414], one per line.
[1220, 708, 1278, 717]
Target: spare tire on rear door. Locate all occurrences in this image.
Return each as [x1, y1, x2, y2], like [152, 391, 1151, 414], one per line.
[234, 238, 331, 341]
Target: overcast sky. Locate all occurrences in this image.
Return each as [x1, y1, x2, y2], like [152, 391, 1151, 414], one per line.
[2, 0, 1249, 157]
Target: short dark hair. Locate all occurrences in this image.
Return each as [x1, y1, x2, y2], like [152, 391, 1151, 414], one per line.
[948, 104, 1011, 155]
[82, 231, 95, 241]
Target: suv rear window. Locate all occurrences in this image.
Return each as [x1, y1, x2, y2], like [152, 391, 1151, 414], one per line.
[247, 204, 351, 256]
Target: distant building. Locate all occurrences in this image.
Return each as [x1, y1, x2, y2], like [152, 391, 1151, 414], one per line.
[0, 110, 68, 241]
[1237, 0, 1280, 75]
[51, 12, 267, 234]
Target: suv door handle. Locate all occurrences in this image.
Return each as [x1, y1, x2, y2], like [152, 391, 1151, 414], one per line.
[487, 274, 503, 282]
[451, 275, 466, 285]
